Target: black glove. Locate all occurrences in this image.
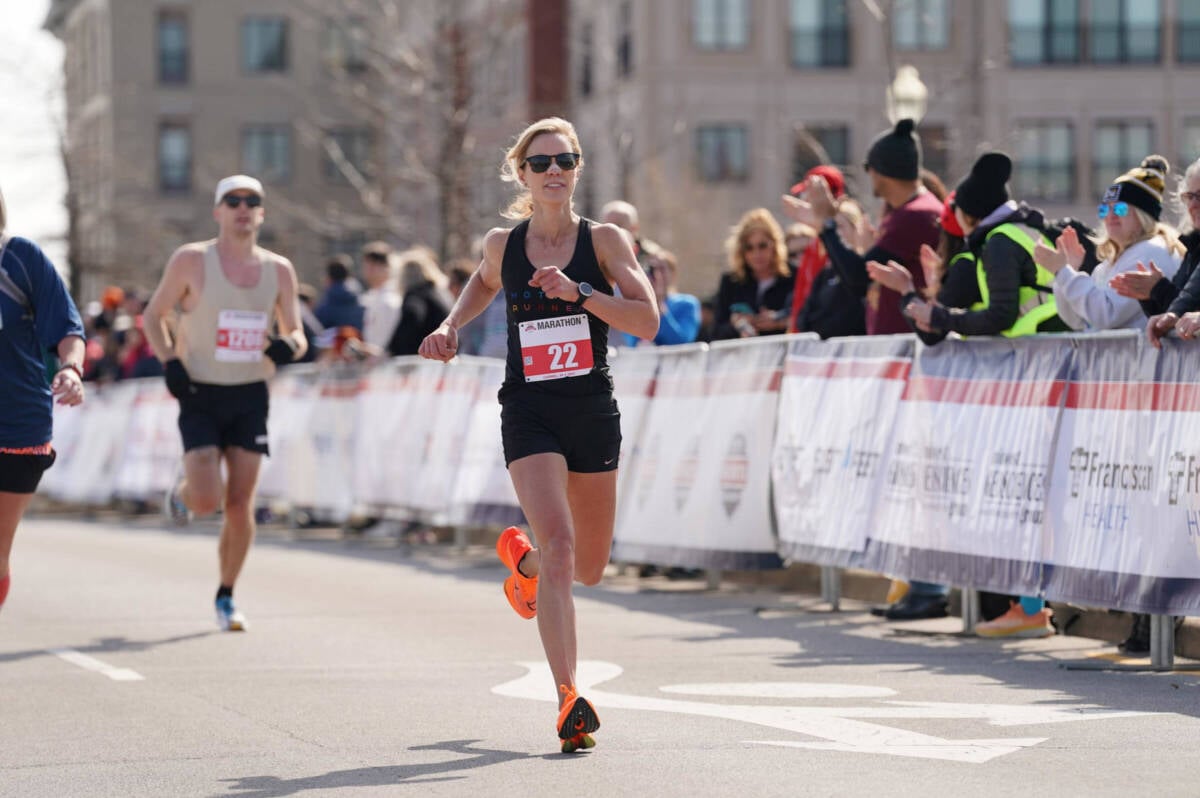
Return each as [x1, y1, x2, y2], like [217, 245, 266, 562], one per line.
[265, 336, 298, 366]
[164, 358, 191, 399]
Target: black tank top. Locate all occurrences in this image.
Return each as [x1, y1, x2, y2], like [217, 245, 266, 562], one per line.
[499, 218, 613, 398]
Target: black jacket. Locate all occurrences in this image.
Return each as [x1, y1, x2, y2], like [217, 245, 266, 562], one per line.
[796, 266, 864, 339]
[1140, 230, 1200, 316]
[387, 281, 451, 356]
[712, 270, 795, 340]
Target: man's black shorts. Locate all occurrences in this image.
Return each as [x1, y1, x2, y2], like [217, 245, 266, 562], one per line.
[0, 450, 56, 494]
[500, 391, 620, 473]
[178, 381, 270, 455]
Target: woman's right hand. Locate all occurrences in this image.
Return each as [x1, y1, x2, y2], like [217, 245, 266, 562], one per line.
[1147, 312, 1177, 349]
[419, 323, 458, 362]
[866, 259, 915, 296]
[1110, 260, 1164, 300]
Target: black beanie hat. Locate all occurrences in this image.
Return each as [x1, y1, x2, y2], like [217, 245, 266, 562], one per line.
[954, 152, 1012, 219]
[865, 118, 922, 180]
[1102, 155, 1169, 221]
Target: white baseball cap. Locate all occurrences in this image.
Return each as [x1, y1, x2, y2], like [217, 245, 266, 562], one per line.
[214, 174, 264, 205]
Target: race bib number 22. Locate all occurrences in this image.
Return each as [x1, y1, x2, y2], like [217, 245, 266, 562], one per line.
[519, 313, 594, 382]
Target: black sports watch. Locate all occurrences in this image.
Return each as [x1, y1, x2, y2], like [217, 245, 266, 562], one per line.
[576, 281, 594, 306]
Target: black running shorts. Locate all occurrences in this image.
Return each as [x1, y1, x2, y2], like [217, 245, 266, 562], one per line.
[500, 391, 621, 473]
[0, 450, 56, 494]
[177, 381, 270, 455]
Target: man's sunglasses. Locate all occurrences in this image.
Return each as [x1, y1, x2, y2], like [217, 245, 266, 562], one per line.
[222, 194, 262, 209]
[1097, 201, 1128, 219]
[1182, 191, 1200, 204]
[523, 152, 581, 173]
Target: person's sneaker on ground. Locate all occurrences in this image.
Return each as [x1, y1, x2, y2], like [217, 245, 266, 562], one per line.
[496, 526, 537, 619]
[0, 573, 10, 611]
[1118, 612, 1151, 655]
[556, 684, 600, 749]
[975, 603, 1054, 638]
[215, 596, 247, 631]
[879, 592, 949, 621]
[163, 480, 192, 526]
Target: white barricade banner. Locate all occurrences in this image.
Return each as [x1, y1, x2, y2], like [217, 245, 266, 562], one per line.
[410, 358, 483, 518]
[112, 382, 183, 500]
[43, 382, 139, 504]
[258, 367, 317, 501]
[614, 338, 785, 570]
[41, 393, 90, 501]
[286, 366, 359, 518]
[448, 358, 522, 527]
[610, 345, 663, 538]
[352, 359, 422, 508]
[867, 337, 1070, 594]
[773, 335, 911, 565]
[1044, 333, 1200, 613]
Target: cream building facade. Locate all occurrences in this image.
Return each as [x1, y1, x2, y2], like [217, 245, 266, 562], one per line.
[568, 0, 1200, 296]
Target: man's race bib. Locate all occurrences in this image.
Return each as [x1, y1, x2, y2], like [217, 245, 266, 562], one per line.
[519, 314, 594, 382]
[215, 309, 268, 362]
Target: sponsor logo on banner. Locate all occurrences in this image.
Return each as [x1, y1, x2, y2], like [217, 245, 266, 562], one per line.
[1067, 447, 1154, 498]
[981, 450, 1046, 525]
[1165, 451, 1200, 506]
[885, 443, 973, 520]
[637, 435, 659, 510]
[721, 433, 749, 517]
[674, 436, 701, 511]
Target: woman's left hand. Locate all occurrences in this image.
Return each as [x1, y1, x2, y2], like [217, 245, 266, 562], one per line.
[529, 265, 581, 302]
[51, 367, 84, 407]
[906, 298, 937, 332]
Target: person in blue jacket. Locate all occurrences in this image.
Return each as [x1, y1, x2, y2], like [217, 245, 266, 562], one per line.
[0, 186, 87, 612]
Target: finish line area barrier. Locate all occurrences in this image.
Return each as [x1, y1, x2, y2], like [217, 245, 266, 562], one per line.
[43, 331, 1200, 667]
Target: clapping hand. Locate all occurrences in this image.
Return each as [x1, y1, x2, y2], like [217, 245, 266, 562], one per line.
[866, 259, 916, 296]
[1147, 312, 1177, 350]
[1110, 260, 1164, 300]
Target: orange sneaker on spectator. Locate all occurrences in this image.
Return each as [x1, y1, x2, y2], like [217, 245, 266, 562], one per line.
[496, 526, 537, 619]
[975, 603, 1054, 638]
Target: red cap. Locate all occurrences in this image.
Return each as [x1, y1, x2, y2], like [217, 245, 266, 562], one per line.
[790, 165, 846, 199]
[101, 285, 125, 311]
[940, 190, 964, 238]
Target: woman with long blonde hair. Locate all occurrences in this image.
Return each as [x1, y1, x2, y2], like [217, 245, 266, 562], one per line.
[419, 117, 658, 752]
[712, 207, 794, 339]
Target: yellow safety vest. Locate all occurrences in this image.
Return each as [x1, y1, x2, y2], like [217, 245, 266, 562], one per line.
[974, 222, 1059, 338]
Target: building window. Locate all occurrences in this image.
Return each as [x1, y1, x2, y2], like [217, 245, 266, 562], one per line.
[1180, 0, 1200, 61]
[616, 1, 633, 77]
[579, 22, 594, 97]
[789, 0, 850, 68]
[1089, 0, 1159, 63]
[242, 126, 292, 184]
[1013, 122, 1074, 202]
[696, 125, 748, 182]
[322, 128, 374, 183]
[693, 0, 748, 50]
[324, 18, 368, 74]
[157, 12, 189, 85]
[1009, 0, 1080, 65]
[158, 123, 191, 193]
[893, 0, 950, 51]
[792, 125, 848, 184]
[1092, 121, 1153, 197]
[242, 18, 288, 73]
[1181, 119, 1200, 170]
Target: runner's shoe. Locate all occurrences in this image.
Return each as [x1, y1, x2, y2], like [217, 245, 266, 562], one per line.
[975, 603, 1054, 638]
[561, 733, 596, 754]
[163, 480, 191, 526]
[556, 684, 600, 745]
[215, 596, 247, 632]
[0, 574, 10, 611]
[496, 526, 537, 619]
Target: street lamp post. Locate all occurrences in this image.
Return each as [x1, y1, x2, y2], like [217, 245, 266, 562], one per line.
[886, 64, 928, 124]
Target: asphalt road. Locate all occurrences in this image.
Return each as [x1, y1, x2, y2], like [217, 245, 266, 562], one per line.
[2, 515, 1199, 798]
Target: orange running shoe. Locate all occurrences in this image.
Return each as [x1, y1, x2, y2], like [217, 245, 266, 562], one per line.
[561, 733, 596, 754]
[556, 684, 600, 743]
[497, 526, 537, 619]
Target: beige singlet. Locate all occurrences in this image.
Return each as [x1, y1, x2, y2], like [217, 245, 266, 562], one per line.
[175, 241, 280, 385]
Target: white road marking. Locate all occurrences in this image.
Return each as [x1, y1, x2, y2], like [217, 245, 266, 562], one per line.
[494, 660, 1151, 763]
[47, 648, 144, 682]
[661, 682, 897, 699]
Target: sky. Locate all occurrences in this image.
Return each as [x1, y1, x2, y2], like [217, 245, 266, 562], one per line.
[0, 0, 67, 269]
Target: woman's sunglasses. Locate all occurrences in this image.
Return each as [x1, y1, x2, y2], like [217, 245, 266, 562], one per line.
[1097, 201, 1128, 219]
[523, 152, 581, 173]
[222, 195, 262, 209]
[743, 240, 772, 252]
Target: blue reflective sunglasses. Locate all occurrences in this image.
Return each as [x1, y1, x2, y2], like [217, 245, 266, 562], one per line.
[1097, 201, 1129, 219]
